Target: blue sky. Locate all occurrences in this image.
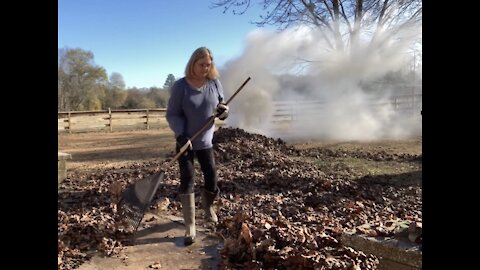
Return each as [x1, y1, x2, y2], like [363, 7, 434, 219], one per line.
[58, 0, 268, 88]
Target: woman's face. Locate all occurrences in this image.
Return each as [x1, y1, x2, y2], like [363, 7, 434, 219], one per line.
[193, 56, 212, 79]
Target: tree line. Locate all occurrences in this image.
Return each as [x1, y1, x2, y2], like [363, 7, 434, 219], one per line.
[58, 47, 175, 112]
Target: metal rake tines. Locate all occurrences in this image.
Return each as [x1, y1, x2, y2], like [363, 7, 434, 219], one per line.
[118, 171, 166, 232]
[118, 200, 146, 231]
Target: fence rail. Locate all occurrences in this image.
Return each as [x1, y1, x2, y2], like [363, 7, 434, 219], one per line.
[271, 93, 422, 123]
[58, 108, 167, 133]
[58, 94, 421, 133]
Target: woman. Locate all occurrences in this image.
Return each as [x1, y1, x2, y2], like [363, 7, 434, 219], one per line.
[166, 47, 229, 245]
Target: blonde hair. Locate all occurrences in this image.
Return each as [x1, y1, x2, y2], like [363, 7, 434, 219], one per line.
[184, 47, 220, 80]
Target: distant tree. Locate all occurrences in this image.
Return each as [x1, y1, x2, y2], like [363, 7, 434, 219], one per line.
[163, 74, 176, 89]
[123, 89, 156, 109]
[146, 87, 170, 108]
[110, 72, 126, 89]
[122, 89, 142, 109]
[58, 47, 108, 111]
[104, 72, 127, 109]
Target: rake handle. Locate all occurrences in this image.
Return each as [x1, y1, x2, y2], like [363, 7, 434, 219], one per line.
[167, 76, 251, 166]
[224, 76, 251, 105]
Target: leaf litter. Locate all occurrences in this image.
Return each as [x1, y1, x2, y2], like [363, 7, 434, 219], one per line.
[58, 127, 421, 269]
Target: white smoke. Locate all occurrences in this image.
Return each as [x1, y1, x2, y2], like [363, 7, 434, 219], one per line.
[218, 25, 422, 141]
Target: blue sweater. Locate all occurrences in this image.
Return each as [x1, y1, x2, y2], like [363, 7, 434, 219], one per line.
[166, 77, 224, 150]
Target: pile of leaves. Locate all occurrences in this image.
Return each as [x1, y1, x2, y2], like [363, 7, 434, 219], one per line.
[58, 127, 421, 269]
[212, 128, 421, 269]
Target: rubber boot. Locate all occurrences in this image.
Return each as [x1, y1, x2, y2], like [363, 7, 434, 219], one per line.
[179, 193, 196, 245]
[201, 188, 219, 223]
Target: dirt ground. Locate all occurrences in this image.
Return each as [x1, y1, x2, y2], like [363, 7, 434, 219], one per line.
[75, 212, 222, 270]
[58, 128, 422, 270]
[58, 128, 421, 173]
[58, 128, 177, 173]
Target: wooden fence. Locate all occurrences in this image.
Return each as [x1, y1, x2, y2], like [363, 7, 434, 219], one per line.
[58, 94, 421, 133]
[272, 93, 422, 124]
[58, 108, 167, 133]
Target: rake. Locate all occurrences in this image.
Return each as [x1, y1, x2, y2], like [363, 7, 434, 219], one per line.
[117, 77, 251, 232]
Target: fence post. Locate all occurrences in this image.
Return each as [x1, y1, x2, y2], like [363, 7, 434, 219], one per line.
[67, 112, 72, 133]
[108, 108, 112, 132]
[146, 109, 150, 130]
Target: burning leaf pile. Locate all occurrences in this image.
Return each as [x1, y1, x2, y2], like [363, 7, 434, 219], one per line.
[58, 127, 421, 269]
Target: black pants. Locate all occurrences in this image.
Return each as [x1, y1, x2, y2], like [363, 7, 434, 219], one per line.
[177, 147, 218, 194]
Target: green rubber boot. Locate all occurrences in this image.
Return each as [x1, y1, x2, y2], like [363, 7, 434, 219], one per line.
[201, 188, 219, 223]
[179, 193, 196, 245]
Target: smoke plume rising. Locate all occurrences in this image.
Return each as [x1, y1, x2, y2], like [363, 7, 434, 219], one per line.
[218, 25, 422, 141]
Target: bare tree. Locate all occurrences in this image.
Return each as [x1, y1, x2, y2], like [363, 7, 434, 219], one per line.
[123, 89, 156, 109]
[104, 72, 128, 109]
[146, 87, 170, 108]
[211, 0, 421, 53]
[58, 47, 108, 111]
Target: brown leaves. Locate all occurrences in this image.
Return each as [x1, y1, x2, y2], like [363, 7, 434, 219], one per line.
[58, 179, 136, 269]
[212, 127, 420, 269]
[108, 181, 123, 204]
[59, 127, 421, 270]
[240, 223, 252, 244]
[148, 261, 162, 269]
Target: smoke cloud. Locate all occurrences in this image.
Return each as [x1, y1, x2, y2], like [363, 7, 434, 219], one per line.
[218, 25, 422, 141]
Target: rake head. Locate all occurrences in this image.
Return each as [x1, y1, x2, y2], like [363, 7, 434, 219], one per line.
[117, 171, 165, 232]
